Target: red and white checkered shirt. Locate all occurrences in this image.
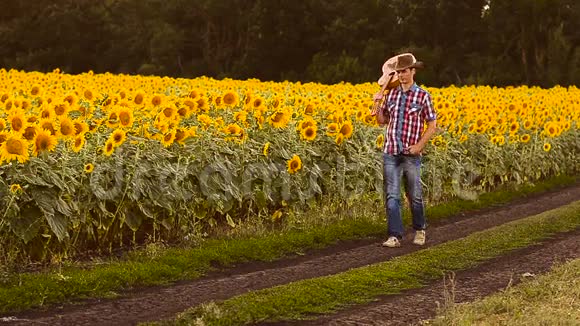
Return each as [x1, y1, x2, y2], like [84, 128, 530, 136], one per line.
[380, 83, 437, 155]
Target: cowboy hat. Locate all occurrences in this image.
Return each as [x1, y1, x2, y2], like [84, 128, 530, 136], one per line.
[393, 53, 424, 71]
[378, 55, 398, 86]
[378, 53, 424, 86]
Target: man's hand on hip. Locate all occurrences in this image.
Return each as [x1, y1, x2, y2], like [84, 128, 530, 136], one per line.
[404, 144, 423, 155]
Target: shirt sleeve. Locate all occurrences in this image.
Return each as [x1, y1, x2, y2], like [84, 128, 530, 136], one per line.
[422, 92, 437, 122]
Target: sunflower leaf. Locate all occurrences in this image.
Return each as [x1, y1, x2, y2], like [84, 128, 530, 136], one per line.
[122, 206, 143, 232]
[45, 211, 69, 242]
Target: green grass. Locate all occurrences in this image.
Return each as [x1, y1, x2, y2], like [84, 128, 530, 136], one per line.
[0, 175, 576, 315]
[155, 201, 580, 326]
[427, 258, 580, 326]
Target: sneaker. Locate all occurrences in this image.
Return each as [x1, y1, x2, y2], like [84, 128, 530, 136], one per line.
[413, 230, 426, 246]
[382, 236, 401, 248]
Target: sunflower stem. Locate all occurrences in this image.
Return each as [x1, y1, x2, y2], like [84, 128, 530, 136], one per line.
[0, 194, 16, 233]
[112, 144, 140, 220]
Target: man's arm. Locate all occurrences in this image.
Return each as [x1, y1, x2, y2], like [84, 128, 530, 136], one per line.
[406, 92, 437, 155]
[406, 120, 436, 155]
[372, 91, 389, 125]
[376, 103, 389, 125]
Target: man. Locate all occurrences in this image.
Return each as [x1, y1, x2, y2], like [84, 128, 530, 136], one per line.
[372, 53, 437, 248]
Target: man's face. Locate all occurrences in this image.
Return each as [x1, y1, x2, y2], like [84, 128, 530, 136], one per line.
[396, 68, 415, 84]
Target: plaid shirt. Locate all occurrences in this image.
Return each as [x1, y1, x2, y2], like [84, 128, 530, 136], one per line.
[380, 83, 437, 155]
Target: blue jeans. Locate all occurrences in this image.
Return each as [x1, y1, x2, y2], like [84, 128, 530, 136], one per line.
[383, 153, 426, 239]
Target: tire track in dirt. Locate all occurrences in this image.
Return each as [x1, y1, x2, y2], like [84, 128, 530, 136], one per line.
[286, 229, 580, 326]
[2, 184, 579, 326]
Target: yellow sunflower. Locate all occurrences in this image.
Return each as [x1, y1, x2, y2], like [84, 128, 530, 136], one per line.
[468, 124, 477, 134]
[234, 111, 248, 123]
[4, 98, 14, 111]
[58, 117, 76, 138]
[8, 111, 27, 133]
[83, 88, 95, 101]
[287, 154, 302, 174]
[63, 93, 77, 106]
[26, 115, 37, 124]
[188, 89, 200, 100]
[0, 118, 5, 132]
[174, 128, 188, 145]
[263, 142, 270, 157]
[1, 133, 30, 163]
[0, 131, 9, 144]
[543, 122, 560, 138]
[271, 97, 283, 110]
[183, 98, 197, 110]
[520, 134, 531, 143]
[491, 135, 505, 146]
[269, 111, 290, 129]
[297, 118, 316, 131]
[213, 96, 223, 108]
[543, 142, 551, 152]
[72, 135, 85, 153]
[40, 106, 53, 120]
[376, 134, 384, 149]
[109, 129, 127, 147]
[523, 119, 534, 130]
[84, 163, 95, 173]
[509, 121, 519, 134]
[326, 122, 339, 136]
[73, 120, 89, 136]
[335, 133, 345, 145]
[151, 94, 164, 107]
[53, 101, 69, 117]
[197, 114, 213, 129]
[187, 126, 198, 138]
[30, 84, 43, 97]
[177, 105, 189, 119]
[300, 126, 317, 141]
[133, 90, 146, 106]
[161, 130, 176, 147]
[32, 128, 58, 156]
[252, 97, 264, 109]
[243, 92, 253, 107]
[222, 91, 239, 107]
[10, 183, 23, 195]
[118, 107, 135, 128]
[22, 125, 38, 141]
[103, 140, 115, 156]
[431, 135, 444, 147]
[339, 121, 354, 138]
[224, 123, 242, 135]
[196, 97, 209, 112]
[106, 111, 120, 129]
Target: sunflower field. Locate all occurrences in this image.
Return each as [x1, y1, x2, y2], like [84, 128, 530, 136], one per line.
[0, 68, 578, 262]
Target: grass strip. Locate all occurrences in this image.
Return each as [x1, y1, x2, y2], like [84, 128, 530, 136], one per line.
[428, 258, 580, 326]
[0, 175, 576, 315]
[157, 201, 580, 326]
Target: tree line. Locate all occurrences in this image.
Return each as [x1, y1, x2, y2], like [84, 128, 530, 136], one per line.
[1, 0, 579, 87]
